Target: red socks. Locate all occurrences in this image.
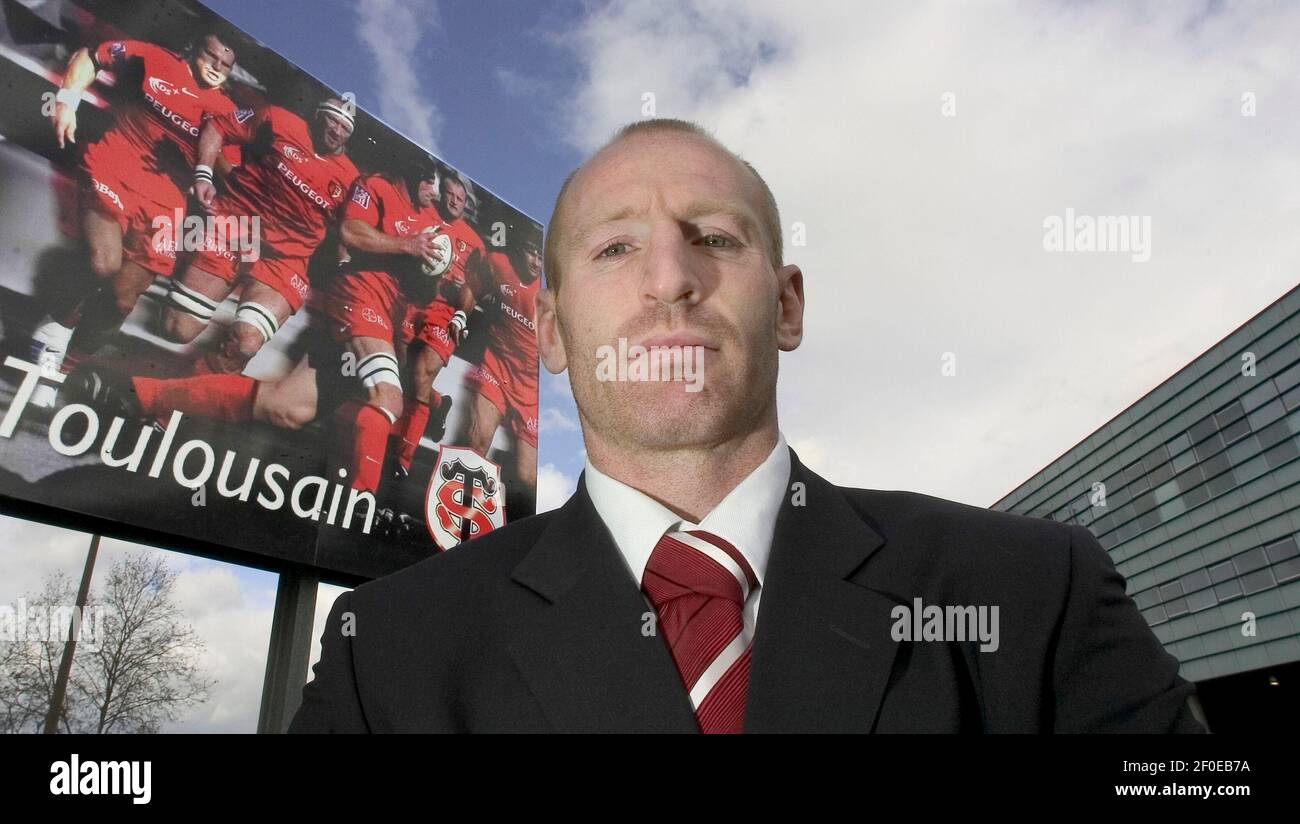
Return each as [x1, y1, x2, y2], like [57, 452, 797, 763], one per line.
[392, 398, 430, 471]
[332, 400, 393, 493]
[133, 373, 257, 422]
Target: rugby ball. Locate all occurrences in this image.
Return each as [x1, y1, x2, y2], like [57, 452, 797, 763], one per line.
[421, 227, 454, 277]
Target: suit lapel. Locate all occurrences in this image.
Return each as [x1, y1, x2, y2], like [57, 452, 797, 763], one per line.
[507, 474, 699, 732]
[744, 448, 902, 732]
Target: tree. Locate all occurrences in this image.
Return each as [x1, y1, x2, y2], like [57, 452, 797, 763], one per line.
[0, 553, 213, 733]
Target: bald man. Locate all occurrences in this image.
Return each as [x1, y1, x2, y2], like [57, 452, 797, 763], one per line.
[289, 119, 1206, 733]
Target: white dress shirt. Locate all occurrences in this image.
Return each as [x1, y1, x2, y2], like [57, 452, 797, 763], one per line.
[583, 432, 791, 635]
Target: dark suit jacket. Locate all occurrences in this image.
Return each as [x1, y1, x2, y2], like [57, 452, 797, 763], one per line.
[289, 447, 1206, 733]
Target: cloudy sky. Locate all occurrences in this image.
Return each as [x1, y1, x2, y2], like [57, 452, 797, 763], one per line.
[5, 0, 1298, 731]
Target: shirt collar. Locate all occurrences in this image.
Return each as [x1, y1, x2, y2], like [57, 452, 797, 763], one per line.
[583, 432, 791, 587]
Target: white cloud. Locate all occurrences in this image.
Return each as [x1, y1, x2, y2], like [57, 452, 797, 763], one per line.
[539, 406, 578, 433]
[553, 0, 1300, 505]
[536, 462, 578, 513]
[354, 0, 443, 154]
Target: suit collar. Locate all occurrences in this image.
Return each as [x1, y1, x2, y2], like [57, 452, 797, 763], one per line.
[507, 476, 699, 732]
[508, 447, 902, 732]
[744, 448, 902, 731]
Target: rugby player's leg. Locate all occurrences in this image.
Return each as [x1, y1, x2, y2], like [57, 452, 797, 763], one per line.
[162, 262, 234, 344]
[207, 279, 292, 375]
[65, 259, 156, 362]
[31, 208, 123, 379]
[392, 341, 445, 475]
[331, 336, 403, 493]
[464, 389, 504, 458]
[515, 436, 537, 494]
[251, 353, 319, 430]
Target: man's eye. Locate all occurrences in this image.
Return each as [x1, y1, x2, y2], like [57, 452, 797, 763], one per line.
[599, 242, 630, 258]
[699, 234, 733, 248]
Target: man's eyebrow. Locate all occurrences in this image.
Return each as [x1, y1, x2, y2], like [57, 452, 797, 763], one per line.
[677, 199, 760, 237]
[568, 199, 759, 250]
[569, 204, 639, 250]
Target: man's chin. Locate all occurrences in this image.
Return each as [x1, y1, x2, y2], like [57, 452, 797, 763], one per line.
[609, 384, 741, 445]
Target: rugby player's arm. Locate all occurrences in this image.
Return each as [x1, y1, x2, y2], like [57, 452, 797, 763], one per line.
[340, 217, 417, 255]
[194, 118, 227, 171]
[459, 250, 487, 313]
[50, 48, 97, 147]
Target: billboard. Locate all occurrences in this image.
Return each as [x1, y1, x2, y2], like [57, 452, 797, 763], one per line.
[0, 0, 542, 581]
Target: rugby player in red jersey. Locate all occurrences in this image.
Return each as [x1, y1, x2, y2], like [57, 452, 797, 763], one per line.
[29, 33, 237, 399]
[163, 97, 359, 374]
[459, 225, 542, 496]
[63, 167, 447, 498]
[392, 172, 488, 479]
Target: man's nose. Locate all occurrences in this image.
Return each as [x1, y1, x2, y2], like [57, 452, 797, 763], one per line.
[641, 231, 701, 307]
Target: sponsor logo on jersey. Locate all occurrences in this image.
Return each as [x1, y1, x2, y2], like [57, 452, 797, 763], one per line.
[234, 107, 256, 123]
[275, 161, 334, 211]
[148, 76, 178, 97]
[108, 42, 127, 62]
[425, 446, 505, 550]
[142, 90, 201, 137]
[90, 177, 125, 212]
[350, 185, 371, 209]
[502, 300, 535, 332]
[280, 143, 307, 163]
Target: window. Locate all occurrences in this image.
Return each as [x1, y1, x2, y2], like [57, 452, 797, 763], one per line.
[1186, 587, 1217, 612]
[1215, 578, 1243, 602]
[1234, 547, 1268, 575]
[1188, 414, 1218, 444]
[1158, 580, 1184, 603]
[1215, 400, 1245, 428]
[1208, 560, 1236, 584]
[1264, 537, 1299, 564]
[1180, 568, 1211, 593]
[1219, 416, 1251, 446]
[1240, 567, 1275, 595]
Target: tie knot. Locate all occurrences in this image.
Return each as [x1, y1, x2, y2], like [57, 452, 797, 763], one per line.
[641, 529, 758, 610]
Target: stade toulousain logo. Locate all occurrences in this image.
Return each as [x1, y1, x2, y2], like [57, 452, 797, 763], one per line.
[425, 446, 506, 551]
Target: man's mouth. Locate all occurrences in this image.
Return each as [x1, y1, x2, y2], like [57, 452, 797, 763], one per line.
[634, 334, 718, 351]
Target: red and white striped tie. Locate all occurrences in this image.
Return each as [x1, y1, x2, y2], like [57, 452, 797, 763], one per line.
[641, 528, 757, 734]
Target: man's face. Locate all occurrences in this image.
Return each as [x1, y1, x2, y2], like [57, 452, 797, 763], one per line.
[522, 243, 542, 281]
[415, 178, 438, 208]
[191, 35, 234, 88]
[537, 131, 803, 452]
[312, 108, 352, 154]
[440, 180, 467, 220]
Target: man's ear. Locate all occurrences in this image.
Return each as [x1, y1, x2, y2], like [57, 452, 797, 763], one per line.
[775, 263, 804, 352]
[535, 287, 569, 374]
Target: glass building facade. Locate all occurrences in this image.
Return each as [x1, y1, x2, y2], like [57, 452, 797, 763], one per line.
[992, 287, 1300, 726]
